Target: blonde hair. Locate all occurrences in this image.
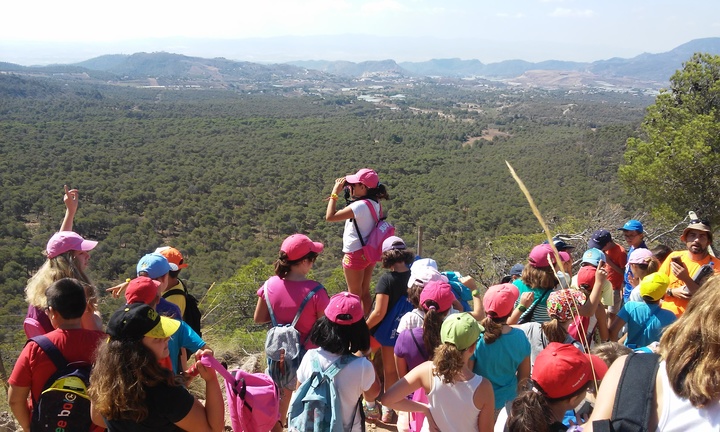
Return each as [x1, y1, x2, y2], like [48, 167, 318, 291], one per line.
[433, 343, 467, 384]
[660, 274, 720, 407]
[25, 252, 92, 309]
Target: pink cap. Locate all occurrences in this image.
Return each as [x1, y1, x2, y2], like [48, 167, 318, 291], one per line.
[382, 236, 406, 252]
[325, 292, 364, 325]
[559, 251, 571, 262]
[483, 283, 519, 318]
[46, 231, 98, 259]
[125, 277, 161, 305]
[281, 234, 324, 261]
[628, 248, 653, 265]
[528, 244, 556, 268]
[420, 280, 455, 313]
[345, 168, 379, 188]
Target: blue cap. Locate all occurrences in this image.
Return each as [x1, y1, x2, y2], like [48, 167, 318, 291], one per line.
[619, 219, 644, 233]
[509, 263, 524, 276]
[582, 248, 606, 267]
[136, 253, 172, 279]
[588, 229, 612, 249]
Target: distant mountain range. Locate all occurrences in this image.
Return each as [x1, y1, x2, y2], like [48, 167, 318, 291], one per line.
[2, 38, 719, 90]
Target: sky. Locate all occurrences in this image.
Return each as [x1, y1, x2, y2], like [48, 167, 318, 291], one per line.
[2, 0, 720, 65]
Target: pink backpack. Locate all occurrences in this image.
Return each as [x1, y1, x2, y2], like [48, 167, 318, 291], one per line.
[200, 355, 279, 432]
[353, 200, 395, 262]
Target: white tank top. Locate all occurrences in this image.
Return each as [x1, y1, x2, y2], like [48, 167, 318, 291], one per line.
[656, 361, 720, 431]
[421, 372, 484, 432]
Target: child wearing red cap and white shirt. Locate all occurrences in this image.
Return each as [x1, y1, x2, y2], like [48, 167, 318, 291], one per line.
[506, 342, 607, 432]
[290, 292, 380, 432]
[254, 234, 330, 431]
[471, 283, 531, 417]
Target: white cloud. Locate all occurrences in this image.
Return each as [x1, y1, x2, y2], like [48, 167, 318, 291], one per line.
[360, 0, 407, 15]
[549, 8, 594, 17]
[496, 12, 525, 18]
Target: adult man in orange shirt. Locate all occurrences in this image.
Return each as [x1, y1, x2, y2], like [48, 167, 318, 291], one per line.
[660, 219, 720, 317]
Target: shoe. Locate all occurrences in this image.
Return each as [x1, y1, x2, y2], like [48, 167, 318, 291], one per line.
[381, 406, 394, 423]
[364, 401, 380, 421]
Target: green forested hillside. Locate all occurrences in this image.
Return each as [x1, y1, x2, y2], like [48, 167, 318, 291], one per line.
[0, 75, 652, 360]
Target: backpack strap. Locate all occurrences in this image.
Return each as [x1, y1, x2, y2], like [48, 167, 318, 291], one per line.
[265, 283, 324, 329]
[410, 329, 429, 360]
[592, 352, 660, 432]
[351, 199, 382, 247]
[29, 335, 68, 371]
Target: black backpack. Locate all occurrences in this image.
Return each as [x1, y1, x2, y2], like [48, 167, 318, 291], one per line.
[163, 279, 202, 337]
[30, 335, 93, 432]
[592, 352, 660, 432]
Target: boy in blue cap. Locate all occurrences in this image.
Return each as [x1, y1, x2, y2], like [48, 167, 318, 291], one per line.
[618, 219, 648, 302]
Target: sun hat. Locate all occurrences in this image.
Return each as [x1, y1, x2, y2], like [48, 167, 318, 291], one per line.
[407, 264, 447, 288]
[681, 220, 713, 242]
[509, 263, 524, 276]
[440, 313, 483, 351]
[588, 230, 613, 250]
[618, 219, 644, 233]
[345, 168, 379, 189]
[628, 248, 654, 265]
[280, 234, 324, 261]
[528, 244, 556, 268]
[483, 283, 520, 318]
[420, 280, 455, 313]
[136, 253, 172, 279]
[547, 289, 586, 322]
[582, 248, 606, 267]
[106, 303, 180, 341]
[46, 231, 98, 259]
[125, 276, 161, 305]
[155, 246, 188, 270]
[382, 236, 406, 252]
[532, 342, 606, 399]
[576, 266, 597, 289]
[639, 272, 670, 301]
[325, 292, 364, 325]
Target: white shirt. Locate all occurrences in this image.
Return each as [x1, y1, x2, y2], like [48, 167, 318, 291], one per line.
[294, 348, 376, 431]
[656, 361, 720, 431]
[342, 199, 381, 253]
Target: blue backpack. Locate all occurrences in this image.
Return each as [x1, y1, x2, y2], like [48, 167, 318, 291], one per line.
[288, 351, 363, 432]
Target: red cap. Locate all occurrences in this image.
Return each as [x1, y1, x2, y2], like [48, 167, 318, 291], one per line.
[420, 280, 455, 313]
[528, 244, 556, 268]
[325, 292, 363, 325]
[483, 283, 519, 318]
[125, 276, 161, 305]
[577, 266, 597, 289]
[281, 234, 324, 261]
[345, 168, 379, 188]
[532, 342, 606, 399]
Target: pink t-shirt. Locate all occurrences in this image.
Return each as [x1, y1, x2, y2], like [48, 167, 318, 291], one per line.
[257, 276, 330, 349]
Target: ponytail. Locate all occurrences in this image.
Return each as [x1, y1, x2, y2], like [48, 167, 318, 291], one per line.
[366, 183, 390, 201]
[480, 316, 503, 344]
[422, 306, 444, 360]
[541, 319, 568, 344]
[433, 343, 465, 384]
[507, 386, 554, 432]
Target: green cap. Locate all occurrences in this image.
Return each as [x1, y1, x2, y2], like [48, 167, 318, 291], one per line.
[440, 313, 483, 351]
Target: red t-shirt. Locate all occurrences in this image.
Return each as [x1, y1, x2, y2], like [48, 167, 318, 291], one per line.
[257, 276, 330, 349]
[9, 328, 105, 404]
[604, 243, 627, 290]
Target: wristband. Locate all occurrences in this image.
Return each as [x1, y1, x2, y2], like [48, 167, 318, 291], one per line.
[330, 193, 339, 200]
[471, 289, 479, 297]
[517, 305, 527, 313]
[666, 288, 673, 297]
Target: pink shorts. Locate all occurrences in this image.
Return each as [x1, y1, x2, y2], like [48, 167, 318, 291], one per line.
[342, 249, 375, 270]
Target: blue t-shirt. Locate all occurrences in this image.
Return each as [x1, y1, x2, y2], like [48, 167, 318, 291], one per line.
[168, 321, 206, 373]
[513, 279, 553, 323]
[618, 301, 676, 348]
[471, 328, 530, 409]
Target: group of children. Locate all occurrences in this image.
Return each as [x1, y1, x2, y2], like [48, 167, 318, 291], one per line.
[10, 172, 720, 432]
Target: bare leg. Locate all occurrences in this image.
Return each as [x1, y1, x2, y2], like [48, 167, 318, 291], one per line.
[272, 387, 292, 432]
[343, 264, 376, 315]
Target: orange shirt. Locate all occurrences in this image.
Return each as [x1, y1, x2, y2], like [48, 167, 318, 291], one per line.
[604, 243, 627, 290]
[660, 250, 720, 317]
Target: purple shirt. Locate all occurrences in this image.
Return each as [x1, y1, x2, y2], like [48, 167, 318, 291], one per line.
[394, 327, 430, 372]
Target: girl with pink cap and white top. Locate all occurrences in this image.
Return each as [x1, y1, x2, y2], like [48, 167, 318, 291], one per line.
[254, 233, 331, 431]
[325, 168, 390, 315]
[24, 186, 100, 337]
[289, 292, 380, 432]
